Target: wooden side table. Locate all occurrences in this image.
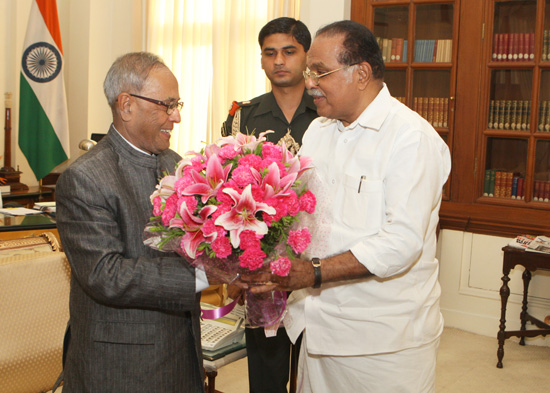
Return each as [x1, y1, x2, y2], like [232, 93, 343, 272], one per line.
[496, 246, 550, 368]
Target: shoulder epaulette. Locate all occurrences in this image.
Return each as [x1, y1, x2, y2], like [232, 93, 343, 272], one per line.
[228, 100, 252, 116]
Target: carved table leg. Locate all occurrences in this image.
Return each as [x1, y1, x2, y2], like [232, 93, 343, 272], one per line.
[497, 272, 511, 368]
[205, 369, 218, 393]
[519, 269, 532, 346]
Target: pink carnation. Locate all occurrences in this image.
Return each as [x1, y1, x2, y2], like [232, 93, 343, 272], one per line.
[270, 256, 291, 276]
[261, 142, 283, 161]
[266, 198, 287, 222]
[238, 154, 262, 170]
[190, 155, 206, 172]
[287, 228, 311, 254]
[211, 236, 232, 258]
[162, 193, 179, 226]
[298, 190, 316, 214]
[284, 190, 300, 216]
[232, 165, 256, 188]
[262, 212, 274, 226]
[211, 201, 232, 219]
[250, 184, 264, 202]
[201, 219, 226, 239]
[218, 144, 239, 160]
[239, 247, 266, 271]
[216, 184, 236, 204]
[152, 196, 162, 216]
[260, 158, 286, 175]
[239, 230, 262, 249]
[175, 174, 194, 196]
[177, 195, 198, 215]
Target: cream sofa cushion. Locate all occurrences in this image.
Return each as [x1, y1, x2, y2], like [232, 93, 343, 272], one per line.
[0, 251, 70, 393]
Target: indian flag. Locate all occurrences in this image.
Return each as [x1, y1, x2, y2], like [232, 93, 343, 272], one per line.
[19, 0, 69, 181]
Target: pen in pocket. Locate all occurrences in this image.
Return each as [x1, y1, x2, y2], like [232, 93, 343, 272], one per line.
[358, 175, 366, 193]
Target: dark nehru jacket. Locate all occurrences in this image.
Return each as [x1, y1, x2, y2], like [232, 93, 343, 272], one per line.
[222, 90, 318, 154]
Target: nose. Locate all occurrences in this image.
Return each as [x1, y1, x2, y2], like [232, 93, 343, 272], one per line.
[304, 75, 317, 90]
[275, 51, 285, 65]
[170, 109, 181, 123]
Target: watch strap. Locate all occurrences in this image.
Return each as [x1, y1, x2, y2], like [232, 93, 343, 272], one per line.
[312, 257, 322, 288]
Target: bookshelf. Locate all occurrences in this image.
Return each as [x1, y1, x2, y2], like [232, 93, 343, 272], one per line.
[352, 0, 550, 237]
[355, 0, 458, 199]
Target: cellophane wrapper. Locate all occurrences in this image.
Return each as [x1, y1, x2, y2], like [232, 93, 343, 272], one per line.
[143, 228, 287, 327]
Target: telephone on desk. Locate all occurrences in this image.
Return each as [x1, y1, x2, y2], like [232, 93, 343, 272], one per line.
[200, 302, 245, 351]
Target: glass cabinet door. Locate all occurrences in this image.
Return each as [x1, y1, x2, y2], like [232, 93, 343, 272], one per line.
[414, 3, 454, 64]
[483, 138, 528, 199]
[373, 6, 409, 63]
[488, 70, 532, 131]
[413, 70, 451, 130]
[368, 1, 457, 200]
[385, 69, 406, 103]
[481, 0, 548, 204]
[492, 1, 536, 63]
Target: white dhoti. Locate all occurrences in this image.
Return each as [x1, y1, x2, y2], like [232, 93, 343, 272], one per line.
[297, 332, 440, 393]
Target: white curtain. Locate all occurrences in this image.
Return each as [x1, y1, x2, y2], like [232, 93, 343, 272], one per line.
[146, 0, 300, 155]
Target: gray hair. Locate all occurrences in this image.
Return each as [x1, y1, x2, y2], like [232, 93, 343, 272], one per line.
[103, 52, 166, 107]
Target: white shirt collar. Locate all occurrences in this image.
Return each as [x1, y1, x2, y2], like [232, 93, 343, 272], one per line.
[336, 83, 392, 133]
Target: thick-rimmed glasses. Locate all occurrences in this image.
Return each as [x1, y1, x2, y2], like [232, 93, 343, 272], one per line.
[130, 93, 184, 115]
[303, 62, 360, 85]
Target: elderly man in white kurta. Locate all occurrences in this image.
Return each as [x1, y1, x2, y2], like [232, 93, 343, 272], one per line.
[245, 20, 451, 393]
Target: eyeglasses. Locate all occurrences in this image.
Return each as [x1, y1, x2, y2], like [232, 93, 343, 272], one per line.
[130, 94, 184, 115]
[303, 62, 360, 85]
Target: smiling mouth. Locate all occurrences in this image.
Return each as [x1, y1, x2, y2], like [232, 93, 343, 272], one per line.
[161, 129, 172, 136]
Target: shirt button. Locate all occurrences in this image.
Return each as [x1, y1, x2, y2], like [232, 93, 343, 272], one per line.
[331, 179, 336, 184]
[344, 139, 348, 143]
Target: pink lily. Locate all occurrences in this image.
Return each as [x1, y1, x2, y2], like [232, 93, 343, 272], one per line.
[215, 184, 276, 248]
[181, 154, 231, 203]
[262, 161, 297, 200]
[149, 175, 177, 204]
[218, 130, 274, 154]
[170, 203, 218, 259]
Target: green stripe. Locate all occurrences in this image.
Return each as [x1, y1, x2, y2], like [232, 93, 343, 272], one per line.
[18, 74, 68, 180]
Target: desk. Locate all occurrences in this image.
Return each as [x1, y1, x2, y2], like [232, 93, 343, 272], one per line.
[2, 186, 54, 208]
[0, 212, 57, 241]
[496, 246, 550, 368]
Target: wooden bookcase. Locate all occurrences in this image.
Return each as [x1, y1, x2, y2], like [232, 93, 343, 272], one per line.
[351, 0, 550, 237]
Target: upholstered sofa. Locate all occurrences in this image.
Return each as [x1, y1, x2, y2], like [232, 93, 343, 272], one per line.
[0, 234, 68, 393]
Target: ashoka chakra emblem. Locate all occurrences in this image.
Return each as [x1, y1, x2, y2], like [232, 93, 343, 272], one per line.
[22, 42, 62, 83]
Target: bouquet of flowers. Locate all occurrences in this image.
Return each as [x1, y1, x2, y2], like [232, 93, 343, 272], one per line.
[143, 131, 316, 327]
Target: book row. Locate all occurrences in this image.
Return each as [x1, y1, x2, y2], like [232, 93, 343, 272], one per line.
[492, 33, 535, 62]
[543, 30, 550, 61]
[538, 101, 550, 132]
[413, 40, 452, 63]
[413, 97, 449, 129]
[377, 38, 407, 63]
[375, 38, 452, 63]
[483, 170, 525, 199]
[487, 100, 531, 130]
[533, 180, 550, 202]
[483, 170, 550, 202]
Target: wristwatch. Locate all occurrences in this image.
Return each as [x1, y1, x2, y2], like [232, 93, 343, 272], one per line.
[311, 257, 322, 288]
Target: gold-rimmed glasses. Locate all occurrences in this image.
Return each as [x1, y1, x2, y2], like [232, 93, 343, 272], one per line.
[303, 62, 360, 85]
[130, 94, 184, 115]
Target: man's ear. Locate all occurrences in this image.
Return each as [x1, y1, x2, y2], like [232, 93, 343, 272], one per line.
[117, 92, 133, 122]
[356, 62, 371, 90]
